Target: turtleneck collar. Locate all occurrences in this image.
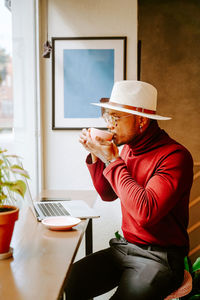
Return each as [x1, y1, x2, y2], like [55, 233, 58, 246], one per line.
[128, 121, 169, 155]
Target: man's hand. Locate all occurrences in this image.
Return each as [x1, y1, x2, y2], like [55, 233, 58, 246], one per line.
[79, 128, 92, 152]
[79, 128, 119, 164]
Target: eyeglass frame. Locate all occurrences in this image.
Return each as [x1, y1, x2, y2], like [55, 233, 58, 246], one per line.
[102, 112, 133, 126]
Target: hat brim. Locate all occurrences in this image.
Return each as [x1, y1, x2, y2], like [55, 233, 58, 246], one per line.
[91, 102, 171, 121]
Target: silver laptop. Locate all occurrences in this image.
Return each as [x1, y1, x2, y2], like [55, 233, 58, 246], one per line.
[25, 182, 100, 221]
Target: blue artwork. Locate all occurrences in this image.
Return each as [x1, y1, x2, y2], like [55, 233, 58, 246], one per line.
[63, 49, 114, 118]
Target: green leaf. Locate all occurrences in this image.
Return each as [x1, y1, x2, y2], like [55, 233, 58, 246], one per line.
[5, 154, 22, 159]
[115, 231, 123, 240]
[5, 180, 27, 197]
[0, 193, 7, 201]
[0, 149, 29, 205]
[188, 295, 200, 300]
[184, 256, 190, 272]
[10, 165, 30, 178]
[192, 257, 200, 273]
[1, 182, 12, 188]
[0, 149, 7, 154]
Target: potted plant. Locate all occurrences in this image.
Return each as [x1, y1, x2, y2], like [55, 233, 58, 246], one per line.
[0, 149, 29, 257]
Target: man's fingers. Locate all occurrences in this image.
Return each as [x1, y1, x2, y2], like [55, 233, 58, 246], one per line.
[86, 139, 94, 149]
[80, 128, 92, 143]
[79, 130, 118, 163]
[79, 136, 86, 144]
[81, 128, 90, 137]
[95, 136, 111, 145]
[82, 128, 88, 134]
[79, 138, 91, 152]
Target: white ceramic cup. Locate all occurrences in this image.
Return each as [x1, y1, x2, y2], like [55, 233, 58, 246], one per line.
[89, 128, 113, 142]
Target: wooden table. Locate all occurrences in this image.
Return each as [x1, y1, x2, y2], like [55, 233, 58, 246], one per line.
[0, 190, 97, 300]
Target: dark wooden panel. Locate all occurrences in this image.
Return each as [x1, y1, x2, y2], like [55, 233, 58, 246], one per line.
[189, 247, 200, 264]
[138, 0, 200, 161]
[138, 0, 200, 264]
[189, 226, 200, 250]
[189, 201, 200, 227]
[193, 165, 200, 175]
[190, 180, 200, 202]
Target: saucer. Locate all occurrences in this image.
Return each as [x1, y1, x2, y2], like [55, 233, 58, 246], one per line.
[41, 216, 81, 231]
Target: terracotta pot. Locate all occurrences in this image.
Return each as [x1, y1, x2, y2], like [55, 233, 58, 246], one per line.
[0, 205, 19, 254]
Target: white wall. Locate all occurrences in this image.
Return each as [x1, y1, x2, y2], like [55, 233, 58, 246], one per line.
[40, 1, 137, 298]
[41, 0, 138, 190]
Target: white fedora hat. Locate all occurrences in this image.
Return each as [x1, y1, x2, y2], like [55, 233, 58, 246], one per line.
[92, 80, 171, 120]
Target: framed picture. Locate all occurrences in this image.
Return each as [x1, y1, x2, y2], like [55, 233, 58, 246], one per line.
[52, 37, 127, 129]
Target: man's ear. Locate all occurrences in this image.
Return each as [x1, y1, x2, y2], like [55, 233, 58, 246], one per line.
[139, 116, 150, 131]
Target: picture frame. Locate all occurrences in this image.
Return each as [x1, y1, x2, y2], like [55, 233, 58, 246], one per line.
[52, 37, 127, 130]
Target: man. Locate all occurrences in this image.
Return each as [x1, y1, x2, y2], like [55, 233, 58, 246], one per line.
[65, 80, 193, 299]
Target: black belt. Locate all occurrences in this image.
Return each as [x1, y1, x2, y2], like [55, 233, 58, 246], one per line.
[110, 238, 187, 256]
[135, 244, 166, 252]
[134, 243, 186, 255]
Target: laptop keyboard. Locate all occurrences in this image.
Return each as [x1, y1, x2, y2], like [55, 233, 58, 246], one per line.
[37, 202, 70, 217]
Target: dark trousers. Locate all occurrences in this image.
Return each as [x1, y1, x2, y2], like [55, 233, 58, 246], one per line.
[65, 238, 185, 300]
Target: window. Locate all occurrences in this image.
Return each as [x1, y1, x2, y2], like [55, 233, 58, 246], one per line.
[0, 0, 13, 133]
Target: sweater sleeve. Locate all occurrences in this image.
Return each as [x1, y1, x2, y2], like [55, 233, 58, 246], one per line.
[103, 149, 193, 227]
[86, 154, 118, 201]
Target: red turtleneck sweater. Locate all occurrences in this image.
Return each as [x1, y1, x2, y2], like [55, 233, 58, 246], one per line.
[86, 122, 193, 253]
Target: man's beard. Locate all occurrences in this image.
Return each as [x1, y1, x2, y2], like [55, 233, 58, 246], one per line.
[113, 132, 139, 147]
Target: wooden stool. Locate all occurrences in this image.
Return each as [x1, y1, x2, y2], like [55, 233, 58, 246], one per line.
[164, 270, 192, 300]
